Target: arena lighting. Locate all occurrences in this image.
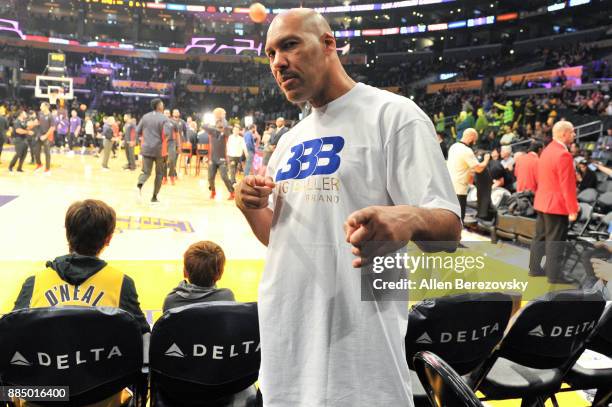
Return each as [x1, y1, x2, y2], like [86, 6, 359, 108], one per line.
[547, 2, 566, 12]
[0, 18, 25, 40]
[569, 0, 590, 5]
[496, 12, 518, 21]
[203, 112, 215, 126]
[427, 23, 448, 31]
[447, 20, 466, 29]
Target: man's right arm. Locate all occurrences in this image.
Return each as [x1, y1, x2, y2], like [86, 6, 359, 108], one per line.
[235, 175, 275, 246]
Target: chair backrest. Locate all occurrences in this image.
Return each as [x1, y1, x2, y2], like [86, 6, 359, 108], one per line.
[413, 351, 483, 407]
[597, 180, 612, 194]
[496, 289, 605, 369]
[578, 203, 593, 223]
[0, 306, 144, 406]
[180, 142, 192, 151]
[150, 302, 259, 404]
[578, 188, 598, 204]
[197, 143, 210, 153]
[586, 304, 612, 358]
[406, 292, 513, 375]
[596, 191, 612, 210]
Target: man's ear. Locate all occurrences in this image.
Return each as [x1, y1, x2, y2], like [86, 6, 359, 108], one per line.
[104, 233, 113, 247]
[321, 32, 336, 55]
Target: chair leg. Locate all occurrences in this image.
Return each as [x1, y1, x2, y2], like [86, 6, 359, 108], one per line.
[550, 394, 560, 407]
[593, 387, 612, 406]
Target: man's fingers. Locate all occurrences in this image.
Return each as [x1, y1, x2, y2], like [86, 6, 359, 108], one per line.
[349, 224, 375, 247]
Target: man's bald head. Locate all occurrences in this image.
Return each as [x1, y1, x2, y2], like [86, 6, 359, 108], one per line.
[268, 8, 332, 39]
[552, 120, 575, 146]
[461, 128, 478, 145]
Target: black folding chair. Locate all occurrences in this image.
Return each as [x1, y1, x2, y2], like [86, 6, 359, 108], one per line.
[578, 188, 599, 205]
[405, 292, 514, 406]
[0, 306, 146, 406]
[473, 289, 606, 407]
[561, 304, 612, 406]
[150, 302, 260, 407]
[413, 351, 484, 407]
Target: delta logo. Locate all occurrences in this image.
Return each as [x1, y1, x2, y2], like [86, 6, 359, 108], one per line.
[10, 346, 123, 370]
[163, 341, 260, 360]
[414, 324, 501, 344]
[527, 320, 597, 338]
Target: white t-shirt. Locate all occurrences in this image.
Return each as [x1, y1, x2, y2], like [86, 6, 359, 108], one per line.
[227, 134, 247, 158]
[447, 142, 479, 195]
[262, 83, 460, 406]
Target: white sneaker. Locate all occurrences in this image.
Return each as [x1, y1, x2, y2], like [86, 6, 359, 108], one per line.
[101, 167, 110, 172]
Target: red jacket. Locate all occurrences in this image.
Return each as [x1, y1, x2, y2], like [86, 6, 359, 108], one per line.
[534, 140, 578, 215]
[514, 152, 539, 193]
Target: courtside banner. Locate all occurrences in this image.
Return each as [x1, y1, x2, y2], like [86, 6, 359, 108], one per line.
[360, 241, 609, 302]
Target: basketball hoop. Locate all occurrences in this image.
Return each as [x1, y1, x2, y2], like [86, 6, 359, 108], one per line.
[48, 87, 64, 107]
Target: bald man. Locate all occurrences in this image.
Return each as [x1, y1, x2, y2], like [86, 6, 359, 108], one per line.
[234, 9, 460, 406]
[529, 120, 578, 284]
[447, 128, 491, 222]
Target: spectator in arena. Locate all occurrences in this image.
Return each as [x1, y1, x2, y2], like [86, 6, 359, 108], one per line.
[235, 9, 460, 405]
[529, 121, 578, 284]
[500, 145, 514, 172]
[514, 141, 543, 193]
[475, 108, 488, 136]
[437, 132, 448, 160]
[162, 241, 235, 312]
[82, 114, 94, 154]
[122, 114, 137, 171]
[8, 110, 32, 173]
[447, 128, 491, 221]
[576, 160, 598, 191]
[269, 116, 288, 152]
[136, 98, 170, 203]
[206, 117, 235, 200]
[68, 109, 81, 154]
[243, 124, 259, 176]
[33, 102, 54, 173]
[101, 116, 115, 170]
[13, 199, 149, 332]
[455, 111, 474, 139]
[227, 124, 248, 185]
[0, 105, 10, 163]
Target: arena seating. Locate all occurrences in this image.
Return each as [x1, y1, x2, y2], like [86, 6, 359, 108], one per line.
[149, 301, 260, 407]
[405, 292, 514, 406]
[0, 306, 147, 406]
[474, 289, 606, 405]
[561, 304, 612, 406]
[413, 351, 484, 407]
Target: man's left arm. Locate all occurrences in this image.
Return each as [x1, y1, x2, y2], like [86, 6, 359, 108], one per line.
[345, 118, 461, 264]
[559, 153, 579, 218]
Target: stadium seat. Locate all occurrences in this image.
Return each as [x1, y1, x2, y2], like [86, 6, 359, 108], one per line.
[405, 292, 514, 406]
[578, 188, 599, 205]
[0, 306, 147, 406]
[595, 192, 612, 213]
[195, 143, 210, 176]
[149, 301, 260, 407]
[492, 212, 518, 242]
[596, 180, 612, 194]
[562, 304, 612, 406]
[179, 142, 192, 176]
[474, 289, 606, 406]
[413, 351, 484, 407]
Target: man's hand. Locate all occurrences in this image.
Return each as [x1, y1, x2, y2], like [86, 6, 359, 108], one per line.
[592, 258, 612, 283]
[344, 206, 412, 268]
[569, 213, 578, 222]
[235, 175, 275, 211]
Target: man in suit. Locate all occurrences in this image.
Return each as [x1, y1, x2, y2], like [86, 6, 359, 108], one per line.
[529, 121, 578, 284]
[514, 140, 543, 193]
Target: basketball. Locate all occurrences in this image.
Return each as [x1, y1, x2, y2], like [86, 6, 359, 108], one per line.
[249, 3, 267, 23]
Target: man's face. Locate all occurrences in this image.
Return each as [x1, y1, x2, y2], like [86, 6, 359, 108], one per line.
[276, 118, 284, 128]
[265, 16, 328, 104]
[71, 110, 77, 117]
[565, 127, 576, 144]
[233, 126, 240, 135]
[501, 149, 510, 159]
[40, 104, 49, 114]
[164, 110, 170, 118]
[215, 119, 224, 130]
[172, 109, 180, 119]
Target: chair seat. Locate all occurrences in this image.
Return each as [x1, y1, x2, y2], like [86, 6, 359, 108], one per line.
[479, 357, 564, 400]
[565, 363, 612, 389]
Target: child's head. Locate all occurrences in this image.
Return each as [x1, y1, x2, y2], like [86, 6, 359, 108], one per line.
[183, 241, 226, 287]
[65, 200, 116, 256]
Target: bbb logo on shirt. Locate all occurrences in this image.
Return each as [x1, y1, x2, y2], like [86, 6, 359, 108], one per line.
[276, 136, 345, 181]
